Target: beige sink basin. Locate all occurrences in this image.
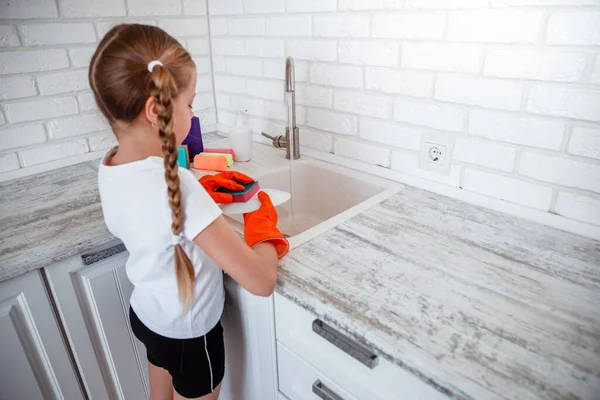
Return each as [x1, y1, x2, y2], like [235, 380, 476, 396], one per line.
[193, 144, 404, 249]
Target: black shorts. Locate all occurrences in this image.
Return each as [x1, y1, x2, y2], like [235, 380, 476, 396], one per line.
[129, 307, 225, 398]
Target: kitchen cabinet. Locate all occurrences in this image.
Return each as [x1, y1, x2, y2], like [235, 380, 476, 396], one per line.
[274, 293, 448, 400]
[45, 241, 149, 400]
[45, 240, 279, 400]
[0, 270, 84, 400]
[220, 275, 278, 400]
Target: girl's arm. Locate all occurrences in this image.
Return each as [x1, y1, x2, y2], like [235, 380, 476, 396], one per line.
[193, 216, 279, 297]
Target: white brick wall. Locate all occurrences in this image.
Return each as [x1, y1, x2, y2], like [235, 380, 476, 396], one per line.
[47, 113, 109, 139]
[0, 76, 37, 100]
[226, 57, 262, 77]
[555, 192, 600, 226]
[391, 151, 461, 187]
[246, 79, 284, 100]
[313, 15, 370, 38]
[296, 84, 333, 108]
[5, 97, 78, 123]
[60, 0, 126, 17]
[0, 25, 20, 47]
[568, 126, 600, 160]
[300, 127, 332, 152]
[0, 153, 20, 172]
[288, 39, 337, 62]
[372, 13, 446, 39]
[447, 10, 543, 43]
[483, 50, 587, 82]
[0, 125, 46, 151]
[0, 0, 215, 178]
[310, 64, 363, 89]
[527, 85, 600, 123]
[546, 10, 600, 46]
[334, 91, 392, 119]
[339, 41, 399, 67]
[334, 136, 391, 167]
[454, 138, 517, 172]
[37, 70, 90, 95]
[286, 0, 336, 13]
[22, 23, 97, 46]
[463, 169, 553, 210]
[208, 1, 600, 231]
[227, 17, 265, 36]
[366, 68, 434, 97]
[245, 38, 284, 57]
[359, 118, 421, 150]
[591, 55, 600, 85]
[20, 139, 89, 167]
[1, 1, 598, 230]
[0, 0, 58, 19]
[435, 75, 523, 111]
[307, 109, 357, 136]
[0, 50, 70, 74]
[393, 98, 466, 132]
[468, 109, 565, 150]
[519, 152, 600, 193]
[402, 43, 482, 74]
[338, 0, 403, 11]
[266, 15, 312, 37]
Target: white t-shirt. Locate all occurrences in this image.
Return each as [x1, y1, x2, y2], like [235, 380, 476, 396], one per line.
[98, 150, 224, 339]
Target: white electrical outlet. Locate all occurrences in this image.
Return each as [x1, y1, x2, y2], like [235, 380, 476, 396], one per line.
[425, 142, 446, 165]
[420, 134, 454, 174]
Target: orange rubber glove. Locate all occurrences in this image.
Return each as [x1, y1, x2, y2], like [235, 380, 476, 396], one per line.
[199, 171, 255, 204]
[243, 191, 289, 259]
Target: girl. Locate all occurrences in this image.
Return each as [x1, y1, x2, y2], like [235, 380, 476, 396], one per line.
[92, 24, 288, 400]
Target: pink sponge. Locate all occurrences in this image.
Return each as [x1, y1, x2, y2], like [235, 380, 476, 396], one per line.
[232, 182, 260, 202]
[215, 181, 261, 203]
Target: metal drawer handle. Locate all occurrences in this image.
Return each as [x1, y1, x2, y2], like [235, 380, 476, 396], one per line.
[312, 319, 378, 369]
[81, 243, 126, 265]
[312, 380, 345, 400]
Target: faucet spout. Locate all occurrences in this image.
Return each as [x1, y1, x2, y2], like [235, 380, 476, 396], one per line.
[264, 57, 300, 160]
[285, 57, 295, 93]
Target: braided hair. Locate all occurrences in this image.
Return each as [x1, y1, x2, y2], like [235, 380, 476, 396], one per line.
[89, 24, 196, 308]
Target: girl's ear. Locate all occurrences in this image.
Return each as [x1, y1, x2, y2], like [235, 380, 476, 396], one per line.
[144, 96, 159, 127]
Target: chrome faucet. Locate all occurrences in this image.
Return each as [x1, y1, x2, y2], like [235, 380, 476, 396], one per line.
[261, 57, 300, 160]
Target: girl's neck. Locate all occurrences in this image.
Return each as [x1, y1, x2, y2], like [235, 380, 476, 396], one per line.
[110, 124, 162, 166]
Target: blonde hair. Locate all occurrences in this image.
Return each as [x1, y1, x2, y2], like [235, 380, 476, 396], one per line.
[89, 24, 195, 308]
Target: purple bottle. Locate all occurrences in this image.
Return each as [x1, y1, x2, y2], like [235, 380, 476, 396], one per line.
[182, 116, 204, 159]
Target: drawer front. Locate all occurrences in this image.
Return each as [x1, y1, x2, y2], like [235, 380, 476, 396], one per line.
[278, 342, 356, 400]
[274, 293, 447, 400]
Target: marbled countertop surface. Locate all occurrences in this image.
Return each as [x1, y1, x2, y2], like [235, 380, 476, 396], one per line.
[1, 138, 599, 400]
[0, 160, 112, 281]
[277, 188, 600, 400]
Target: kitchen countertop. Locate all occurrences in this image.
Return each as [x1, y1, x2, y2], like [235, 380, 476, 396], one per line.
[1, 138, 599, 400]
[277, 189, 600, 400]
[0, 131, 225, 281]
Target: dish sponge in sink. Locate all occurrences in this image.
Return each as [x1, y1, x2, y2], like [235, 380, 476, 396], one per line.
[215, 181, 261, 203]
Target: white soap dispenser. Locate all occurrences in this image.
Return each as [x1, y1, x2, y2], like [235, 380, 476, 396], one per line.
[229, 109, 253, 162]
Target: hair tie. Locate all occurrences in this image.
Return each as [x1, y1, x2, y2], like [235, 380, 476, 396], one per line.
[172, 233, 184, 245]
[147, 60, 163, 72]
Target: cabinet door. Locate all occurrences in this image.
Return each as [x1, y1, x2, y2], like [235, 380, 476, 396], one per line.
[219, 276, 278, 400]
[45, 242, 149, 400]
[0, 270, 84, 400]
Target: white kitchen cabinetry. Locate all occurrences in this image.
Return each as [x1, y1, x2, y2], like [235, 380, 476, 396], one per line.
[274, 293, 447, 400]
[45, 241, 279, 400]
[45, 241, 149, 400]
[0, 270, 84, 400]
[278, 342, 356, 400]
[220, 276, 278, 400]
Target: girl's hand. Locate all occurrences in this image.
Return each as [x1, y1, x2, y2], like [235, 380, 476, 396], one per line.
[199, 171, 254, 204]
[243, 191, 289, 259]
